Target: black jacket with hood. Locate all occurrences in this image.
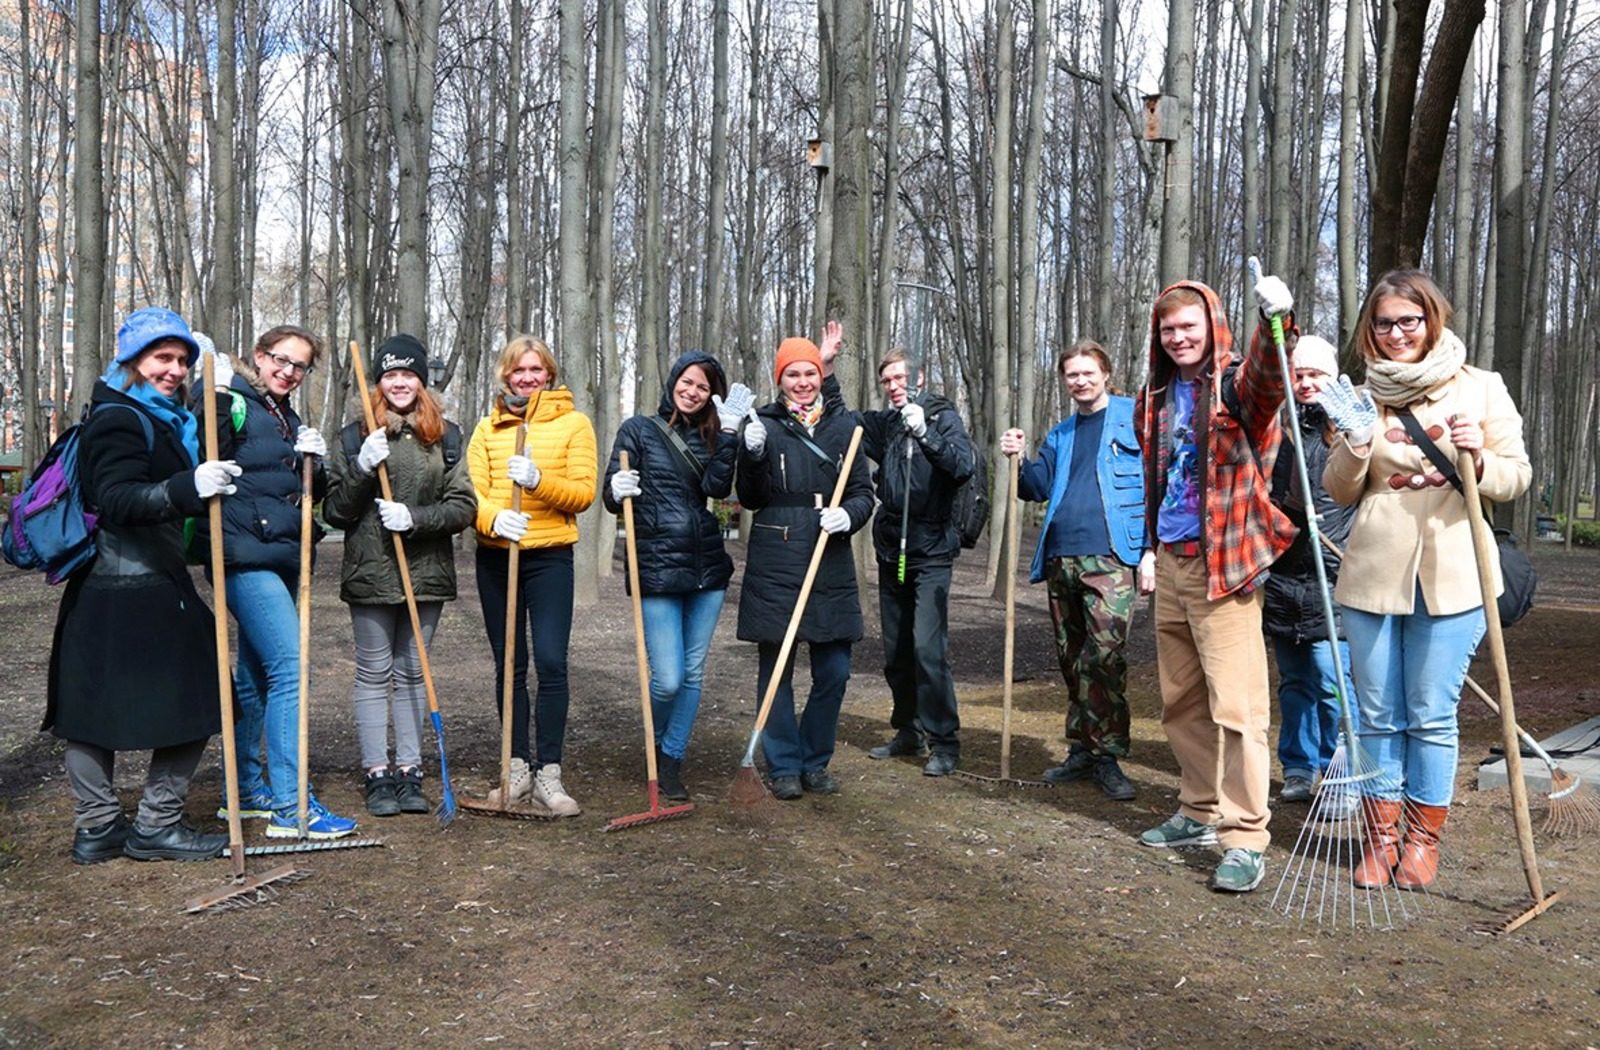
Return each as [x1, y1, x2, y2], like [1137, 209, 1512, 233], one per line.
[1263, 401, 1354, 642]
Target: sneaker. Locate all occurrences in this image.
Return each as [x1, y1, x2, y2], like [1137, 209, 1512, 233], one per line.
[769, 775, 803, 801]
[393, 767, 430, 814]
[531, 763, 582, 817]
[216, 787, 275, 821]
[485, 757, 533, 806]
[1279, 775, 1314, 804]
[1138, 812, 1220, 848]
[266, 798, 358, 840]
[364, 769, 402, 817]
[1041, 744, 1095, 784]
[1092, 756, 1137, 801]
[868, 732, 928, 760]
[1210, 848, 1267, 893]
[801, 768, 841, 795]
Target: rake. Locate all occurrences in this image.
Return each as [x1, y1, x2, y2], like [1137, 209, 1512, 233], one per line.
[350, 340, 457, 827]
[730, 426, 864, 806]
[604, 452, 695, 831]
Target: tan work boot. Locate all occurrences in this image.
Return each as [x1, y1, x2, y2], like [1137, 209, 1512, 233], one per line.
[1393, 802, 1448, 890]
[1353, 798, 1403, 888]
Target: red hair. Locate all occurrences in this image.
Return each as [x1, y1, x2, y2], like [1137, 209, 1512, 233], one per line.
[366, 385, 446, 446]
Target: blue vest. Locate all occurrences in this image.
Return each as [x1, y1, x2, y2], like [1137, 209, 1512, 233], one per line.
[1026, 395, 1145, 581]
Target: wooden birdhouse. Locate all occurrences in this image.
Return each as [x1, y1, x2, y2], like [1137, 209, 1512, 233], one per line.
[1142, 95, 1179, 143]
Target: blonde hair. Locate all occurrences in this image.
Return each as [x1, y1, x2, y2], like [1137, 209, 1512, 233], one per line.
[497, 335, 559, 388]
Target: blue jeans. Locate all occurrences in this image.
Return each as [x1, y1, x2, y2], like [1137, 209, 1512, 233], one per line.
[1343, 594, 1486, 806]
[1272, 636, 1355, 780]
[641, 589, 726, 760]
[226, 569, 301, 811]
[758, 640, 852, 779]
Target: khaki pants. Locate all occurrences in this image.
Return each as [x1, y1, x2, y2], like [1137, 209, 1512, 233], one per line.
[1154, 550, 1272, 851]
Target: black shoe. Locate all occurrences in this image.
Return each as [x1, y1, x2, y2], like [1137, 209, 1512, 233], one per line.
[923, 752, 958, 777]
[801, 768, 841, 795]
[868, 732, 928, 760]
[393, 767, 431, 814]
[71, 814, 130, 865]
[123, 819, 227, 862]
[365, 769, 402, 817]
[1092, 756, 1137, 801]
[769, 776, 803, 801]
[656, 750, 690, 802]
[1041, 744, 1096, 784]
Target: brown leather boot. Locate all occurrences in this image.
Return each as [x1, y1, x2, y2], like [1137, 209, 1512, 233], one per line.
[1394, 802, 1448, 890]
[1353, 798, 1403, 888]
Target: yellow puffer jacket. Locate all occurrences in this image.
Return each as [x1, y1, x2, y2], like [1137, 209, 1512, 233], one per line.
[468, 388, 598, 549]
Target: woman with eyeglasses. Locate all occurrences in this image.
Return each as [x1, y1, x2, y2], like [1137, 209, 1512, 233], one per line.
[197, 325, 359, 839]
[1317, 270, 1529, 891]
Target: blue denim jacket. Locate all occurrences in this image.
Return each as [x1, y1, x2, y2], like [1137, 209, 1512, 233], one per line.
[1018, 395, 1146, 579]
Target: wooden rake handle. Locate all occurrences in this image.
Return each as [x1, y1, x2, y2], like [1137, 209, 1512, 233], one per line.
[297, 454, 314, 837]
[619, 452, 659, 782]
[748, 425, 864, 740]
[203, 354, 246, 879]
[1001, 451, 1020, 781]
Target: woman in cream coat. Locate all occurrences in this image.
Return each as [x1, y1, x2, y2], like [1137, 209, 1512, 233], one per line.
[1319, 269, 1530, 891]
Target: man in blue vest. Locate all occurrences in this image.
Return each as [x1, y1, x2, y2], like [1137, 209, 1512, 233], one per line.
[1001, 341, 1146, 799]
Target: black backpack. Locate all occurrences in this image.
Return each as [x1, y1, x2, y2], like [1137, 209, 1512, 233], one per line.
[341, 420, 463, 474]
[954, 451, 990, 550]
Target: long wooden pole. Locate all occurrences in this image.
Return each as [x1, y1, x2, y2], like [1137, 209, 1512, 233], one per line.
[296, 455, 314, 838]
[203, 355, 245, 879]
[620, 452, 659, 788]
[1000, 454, 1020, 781]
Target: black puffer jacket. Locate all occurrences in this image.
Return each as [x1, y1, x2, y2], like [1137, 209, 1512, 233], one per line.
[603, 351, 737, 595]
[193, 371, 327, 574]
[735, 396, 875, 644]
[823, 374, 974, 564]
[1264, 402, 1354, 642]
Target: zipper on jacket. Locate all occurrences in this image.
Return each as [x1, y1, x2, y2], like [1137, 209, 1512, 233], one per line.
[753, 522, 789, 542]
[780, 452, 788, 491]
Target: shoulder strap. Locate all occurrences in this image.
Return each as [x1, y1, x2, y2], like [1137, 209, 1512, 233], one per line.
[1395, 407, 1465, 496]
[442, 421, 464, 471]
[777, 417, 836, 469]
[649, 415, 706, 480]
[90, 402, 156, 453]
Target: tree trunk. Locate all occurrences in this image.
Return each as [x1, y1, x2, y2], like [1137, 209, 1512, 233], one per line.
[72, 0, 107, 413]
[638, 0, 667, 409]
[700, 0, 732, 354]
[984, 0, 1016, 593]
[873, 0, 915, 365]
[1014, 0, 1049, 474]
[1266, 0, 1297, 278]
[1097, 0, 1119, 343]
[811, 0, 836, 334]
[1450, 42, 1476, 348]
[590, 0, 625, 578]
[1336, 0, 1363, 354]
[20, 0, 42, 465]
[1158, 0, 1195, 288]
[381, 0, 442, 343]
[505, 0, 528, 336]
[1492, 0, 1528, 411]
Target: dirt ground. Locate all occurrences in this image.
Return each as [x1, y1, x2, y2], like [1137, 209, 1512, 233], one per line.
[2, 531, 1598, 1048]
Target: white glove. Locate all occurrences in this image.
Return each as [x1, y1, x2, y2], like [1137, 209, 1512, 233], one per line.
[507, 454, 540, 490]
[610, 469, 642, 502]
[1316, 375, 1378, 447]
[742, 410, 767, 455]
[819, 506, 851, 534]
[357, 429, 390, 473]
[1249, 255, 1294, 317]
[1000, 428, 1026, 457]
[492, 510, 530, 542]
[294, 425, 327, 458]
[195, 459, 242, 498]
[199, 338, 233, 391]
[900, 401, 927, 439]
[713, 382, 756, 432]
[376, 498, 413, 532]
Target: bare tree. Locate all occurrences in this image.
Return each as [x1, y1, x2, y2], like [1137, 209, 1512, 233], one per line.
[1158, 0, 1195, 287]
[72, 0, 108, 413]
[382, 0, 442, 342]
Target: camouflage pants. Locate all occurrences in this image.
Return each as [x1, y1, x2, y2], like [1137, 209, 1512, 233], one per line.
[1044, 555, 1137, 757]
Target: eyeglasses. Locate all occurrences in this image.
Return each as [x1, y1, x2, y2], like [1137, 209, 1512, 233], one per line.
[1372, 314, 1425, 336]
[261, 349, 314, 376]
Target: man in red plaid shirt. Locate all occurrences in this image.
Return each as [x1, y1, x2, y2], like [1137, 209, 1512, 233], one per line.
[1132, 272, 1298, 893]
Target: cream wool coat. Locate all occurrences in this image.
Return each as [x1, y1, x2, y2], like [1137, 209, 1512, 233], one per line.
[468, 388, 598, 550]
[1323, 361, 1530, 617]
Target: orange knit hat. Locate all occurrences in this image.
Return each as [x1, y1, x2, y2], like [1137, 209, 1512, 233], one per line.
[774, 337, 823, 384]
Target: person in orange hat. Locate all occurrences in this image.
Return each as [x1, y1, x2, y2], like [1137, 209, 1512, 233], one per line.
[734, 328, 874, 800]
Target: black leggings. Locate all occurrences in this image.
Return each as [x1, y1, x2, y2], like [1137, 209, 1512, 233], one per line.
[475, 544, 575, 766]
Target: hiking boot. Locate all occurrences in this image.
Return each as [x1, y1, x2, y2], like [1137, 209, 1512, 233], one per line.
[532, 764, 581, 817]
[1041, 744, 1095, 784]
[1138, 812, 1219, 848]
[485, 757, 532, 806]
[364, 768, 402, 817]
[71, 814, 130, 865]
[1353, 798, 1403, 888]
[656, 750, 689, 802]
[216, 787, 275, 821]
[393, 767, 430, 814]
[1092, 756, 1137, 801]
[1393, 802, 1448, 891]
[923, 752, 958, 777]
[1279, 775, 1314, 804]
[1210, 848, 1266, 893]
[266, 798, 358, 840]
[124, 819, 227, 861]
[868, 732, 928, 760]
[770, 776, 803, 801]
[801, 768, 840, 795]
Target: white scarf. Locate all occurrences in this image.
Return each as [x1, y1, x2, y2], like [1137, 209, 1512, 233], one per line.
[1364, 328, 1468, 407]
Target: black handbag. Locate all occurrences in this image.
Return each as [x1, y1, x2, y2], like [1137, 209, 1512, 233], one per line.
[1395, 408, 1536, 627]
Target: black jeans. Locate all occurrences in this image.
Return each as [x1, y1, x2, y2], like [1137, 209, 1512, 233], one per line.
[475, 544, 575, 766]
[878, 559, 960, 755]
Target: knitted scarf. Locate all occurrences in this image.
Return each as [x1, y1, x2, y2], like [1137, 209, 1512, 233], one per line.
[1364, 328, 1468, 407]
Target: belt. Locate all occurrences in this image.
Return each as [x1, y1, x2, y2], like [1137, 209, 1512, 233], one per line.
[1161, 539, 1201, 558]
[764, 492, 824, 508]
[1387, 471, 1448, 491]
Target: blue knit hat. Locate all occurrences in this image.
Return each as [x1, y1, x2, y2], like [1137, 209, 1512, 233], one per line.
[115, 307, 201, 367]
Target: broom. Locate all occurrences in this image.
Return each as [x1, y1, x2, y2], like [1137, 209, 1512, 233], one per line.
[729, 426, 864, 806]
[604, 452, 695, 831]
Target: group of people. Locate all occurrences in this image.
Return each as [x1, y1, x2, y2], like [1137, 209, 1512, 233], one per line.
[44, 261, 1527, 897]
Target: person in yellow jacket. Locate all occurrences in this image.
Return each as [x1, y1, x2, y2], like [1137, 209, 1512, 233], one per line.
[468, 335, 598, 816]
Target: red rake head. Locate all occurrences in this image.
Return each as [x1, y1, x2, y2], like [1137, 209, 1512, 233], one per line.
[603, 801, 695, 832]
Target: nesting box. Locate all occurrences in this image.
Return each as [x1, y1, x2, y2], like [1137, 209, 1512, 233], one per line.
[1142, 94, 1179, 143]
[807, 138, 832, 170]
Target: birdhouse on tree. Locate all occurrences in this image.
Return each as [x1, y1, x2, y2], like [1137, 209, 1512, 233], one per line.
[807, 138, 832, 171]
[1142, 95, 1179, 143]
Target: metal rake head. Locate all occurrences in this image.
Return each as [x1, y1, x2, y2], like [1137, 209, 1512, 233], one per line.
[1537, 769, 1600, 838]
[183, 864, 311, 914]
